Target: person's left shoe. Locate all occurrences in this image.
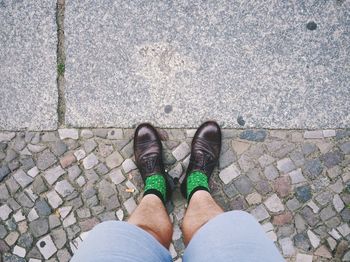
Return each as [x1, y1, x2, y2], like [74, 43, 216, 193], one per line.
[134, 123, 171, 204]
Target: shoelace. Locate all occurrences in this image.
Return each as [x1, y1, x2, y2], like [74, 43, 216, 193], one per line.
[190, 151, 216, 171]
[141, 154, 158, 173]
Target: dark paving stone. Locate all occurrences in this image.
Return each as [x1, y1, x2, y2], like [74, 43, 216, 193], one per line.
[0, 165, 10, 182]
[300, 206, 320, 226]
[295, 185, 312, 203]
[35, 199, 52, 217]
[240, 130, 267, 142]
[233, 176, 253, 196]
[294, 233, 312, 252]
[321, 151, 344, 168]
[304, 159, 323, 179]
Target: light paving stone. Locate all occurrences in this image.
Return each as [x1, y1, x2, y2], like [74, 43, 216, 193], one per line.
[328, 228, 341, 240]
[24, 188, 38, 202]
[28, 208, 39, 222]
[264, 194, 284, 213]
[329, 179, 343, 194]
[231, 140, 250, 155]
[107, 129, 123, 140]
[28, 259, 41, 262]
[109, 169, 125, 185]
[47, 191, 63, 209]
[57, 248, 71, 262]
[83, 139, 97, 154]
[327, 237, 337, 251]
[13, 245, 26, 257]
[5, 231, 19, 246]
[219, 164, 240, 184]
[28, 167, 40, 178]
[296, 253, 313, 262]
[58, 129, 79, 140]
[0, 204, 12, 220]
[68, 165, 81, 181]
[106, 151, 124, 169]
[307, 201, 320, 213]
[81, 129, 94, 139]
[58, 206, 72, 220]
[13, 169, 33, 188]
[258, 154, 275, 168]
[116, 209, 124, 221]
[13, 210, 25, 222]
[279, 237, 295, 256]
[83, 153, 99, 169]
[172, 142, 190, 161]
[304, 131, 323, 139]
[315, 245, 332, 259]
[250, 205, 270, 222]
[246, 192, 262, 205]
[307, 230, 320, 248]
[76, 176, 86, 187]
[36, 235, 57, 259]
[323, 130, 336, 138]
[264, 165, 279, 181]
[0, 132, 16, 142]
[124, 198, 137, 215]
[276, 158, 295, 173]
[44, 166, 65, 185]
[60, 153, 76, 168]
[333, 194, 345, 212]
[63, 213, 77, 228]
[122, 159, 137, 174]
[74, 149, 86, 161]
[262, 222, 274, 233]
[37, 150, 57, 171]
[168, 163, 183, 179]
[288, 169, 306, 184]
[55, 180, 74, 197]
[337, 223, 350, 237]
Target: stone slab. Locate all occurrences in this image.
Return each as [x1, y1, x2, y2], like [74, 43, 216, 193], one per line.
[0, 0, 57, 130]
[65, 1, 350, 129]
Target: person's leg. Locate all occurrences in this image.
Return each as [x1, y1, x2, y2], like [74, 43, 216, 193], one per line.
[72, 123, 174, 262]
[182, 190, 223, 245]
[183, 211, 284, 262]
[128, 194, 173, 248]
[71, 220, 172, 262]
[179, 121, 223, 244]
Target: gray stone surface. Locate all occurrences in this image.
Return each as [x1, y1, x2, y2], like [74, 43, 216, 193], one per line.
[0, 0, 57, 130]
[0, 128, 349, 261]
[65, 0, 350, 128]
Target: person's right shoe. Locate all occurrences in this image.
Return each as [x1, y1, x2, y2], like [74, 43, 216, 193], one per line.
[180, 121, 222, 201]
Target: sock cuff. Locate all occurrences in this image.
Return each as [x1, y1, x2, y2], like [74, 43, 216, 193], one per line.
[144, 174, 166, 203]
[187, 171, 209, 201]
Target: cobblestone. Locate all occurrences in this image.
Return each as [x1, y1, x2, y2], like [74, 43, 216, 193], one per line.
[0, 129, 349, 260]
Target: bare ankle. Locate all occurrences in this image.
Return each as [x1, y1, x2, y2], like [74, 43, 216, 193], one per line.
[182, 190, 223, 245]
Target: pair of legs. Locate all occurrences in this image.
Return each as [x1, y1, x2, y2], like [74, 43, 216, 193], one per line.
[71, 122, 283, 261]
[128, 190, 223, 248]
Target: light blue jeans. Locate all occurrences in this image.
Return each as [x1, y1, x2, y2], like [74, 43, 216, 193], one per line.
[71, 211, 284, 262]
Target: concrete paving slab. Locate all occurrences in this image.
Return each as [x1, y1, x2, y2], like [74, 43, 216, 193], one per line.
[0, 0, 57, 130]
[66, 1, 350, 129]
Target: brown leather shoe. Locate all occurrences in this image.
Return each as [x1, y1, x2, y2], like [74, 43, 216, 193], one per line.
[181, 121, 222, 198]
[134, 123, 171, 202]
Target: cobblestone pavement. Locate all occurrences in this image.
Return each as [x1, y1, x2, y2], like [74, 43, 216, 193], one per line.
[0, 128, 350, 261]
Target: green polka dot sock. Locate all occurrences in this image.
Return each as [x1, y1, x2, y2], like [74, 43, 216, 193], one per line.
[186, 171, 210, 202]
[144, 173, 167, 203]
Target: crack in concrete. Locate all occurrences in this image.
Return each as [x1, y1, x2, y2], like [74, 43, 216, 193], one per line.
[57, 0, 66, 128]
